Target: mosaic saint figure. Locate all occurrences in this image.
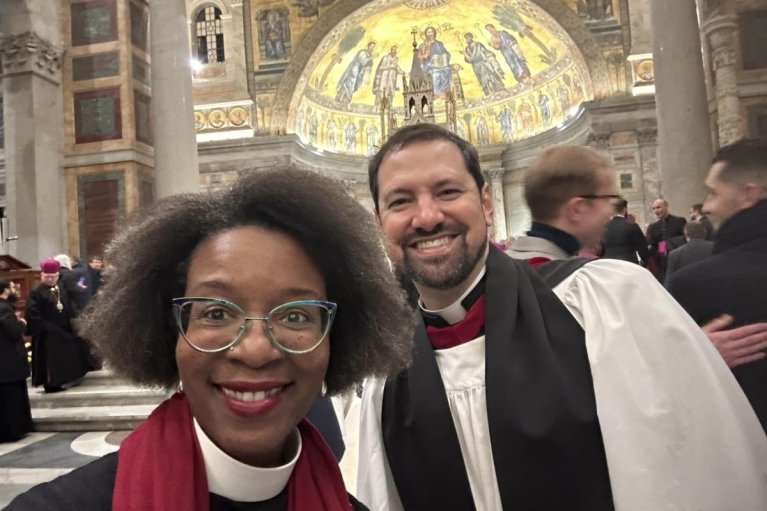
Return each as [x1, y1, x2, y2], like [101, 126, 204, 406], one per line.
[538, 91, 551, 127]
[327, 118, 337, 151]
[308, 113, 319, 143]
[416, 27, 452, 96]
[518, 100, 534, 135]
[496, 105, 515, 142]
[462, 33, 505, 96]
[373, 46, 404, 108]
[474, 115, 490, 145]
[556, 80, 571, 118]
[344, 120, 357, 153]
[485, 24, 531, 83]
[336, 42, 376, 104]
[366, 125, 379, 156]
[260, 9, 289, 60]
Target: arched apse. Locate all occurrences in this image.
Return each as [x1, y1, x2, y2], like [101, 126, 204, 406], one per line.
[272, 0, 611, 153]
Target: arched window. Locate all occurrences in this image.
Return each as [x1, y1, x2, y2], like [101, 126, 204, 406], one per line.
[195, 6, 225, 64]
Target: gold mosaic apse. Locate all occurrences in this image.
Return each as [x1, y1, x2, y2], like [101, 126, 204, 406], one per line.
[290, 0, 594, 155]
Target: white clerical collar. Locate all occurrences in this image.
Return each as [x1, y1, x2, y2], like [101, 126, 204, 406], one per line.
[193, 417, 301, 502]
[418, 266, 487, 325]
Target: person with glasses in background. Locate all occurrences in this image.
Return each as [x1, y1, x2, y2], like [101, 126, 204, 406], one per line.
[358, 128, 767, 511]
[7, 168, 413, 511]
[506, 146, 620, 266]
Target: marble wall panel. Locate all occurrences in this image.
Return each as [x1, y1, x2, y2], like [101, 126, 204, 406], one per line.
[133, 90, 152, 145]
[132, 58, 151, 87]
[76, 171, 125, 257]
[72, 52, 120, 81]
[74, 87, 122, 144]
[71, 0, 118, 47]
[129, 1, 149, 52]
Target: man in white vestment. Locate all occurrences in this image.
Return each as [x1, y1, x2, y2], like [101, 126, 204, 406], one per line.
[357, 123, 767, 511]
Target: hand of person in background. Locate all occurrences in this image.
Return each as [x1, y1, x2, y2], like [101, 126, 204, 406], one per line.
[703, 315, 767, 368]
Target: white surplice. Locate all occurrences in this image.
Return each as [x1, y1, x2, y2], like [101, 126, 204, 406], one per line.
[356, 259, 767, 511]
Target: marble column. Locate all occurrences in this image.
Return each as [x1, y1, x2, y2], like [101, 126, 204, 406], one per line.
[485, 170, 508, 241]
[648, 0, 712, 213]
[702, 14, 742, 146]
[0, 6, 65, 264]
[149, 0, 199, 197]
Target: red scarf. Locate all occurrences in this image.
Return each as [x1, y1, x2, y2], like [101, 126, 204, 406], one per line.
[425, 295, 486, 350]
[113, 393, 351, 511]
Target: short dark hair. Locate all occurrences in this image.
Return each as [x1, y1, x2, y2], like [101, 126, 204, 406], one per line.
[684, 221, 706, 240]
[712, 137, 767, 187]
[368, 123, 484, 211]
[0, 279, 11, 295]
[612, 197, 628, 213]
[690, 203, 704, 213]
[80, 168, 414, 394]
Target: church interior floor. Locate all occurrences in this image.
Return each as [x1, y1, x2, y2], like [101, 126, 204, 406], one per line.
[0, 430, 126, 507]
[0, 395, 361, 507]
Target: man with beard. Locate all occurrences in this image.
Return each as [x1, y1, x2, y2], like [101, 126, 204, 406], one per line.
[0, 280, 32, 442]
[356, 123, 767, 511]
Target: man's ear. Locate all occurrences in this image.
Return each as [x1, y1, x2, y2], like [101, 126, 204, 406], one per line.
[481, 183, 494, 227]
[562, 196, 584, 223]
[742, 183, 767, 209]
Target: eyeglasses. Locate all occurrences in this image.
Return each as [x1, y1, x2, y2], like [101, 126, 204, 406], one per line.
[577, 194, 622, 200]
[171, 297, 337, 354]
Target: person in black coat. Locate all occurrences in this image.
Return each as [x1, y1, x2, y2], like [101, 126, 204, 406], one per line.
[0, 279, 32, 442]
[689, 202, 715, 240]
[600, 198, 649, 265]
[646, 198, 687, 281]
[668, 138, 767, 433]
[24, 258, 91, 393]
[664, 221, 713, 285]
[71, 255, 104, 315]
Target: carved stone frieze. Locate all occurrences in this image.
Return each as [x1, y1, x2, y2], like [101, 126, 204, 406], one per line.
[636, 127, 658, 145]
[0, 32, 62, 79]
[587, 132, 611, 149]
[711, 46, 736, 71]
[194, 102, 254, 132]
[484, 169, 505, 181]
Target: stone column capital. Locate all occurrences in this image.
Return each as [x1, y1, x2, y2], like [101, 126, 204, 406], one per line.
[0, 32, 62, 81]
[701, 14, 738, 43]
[484, 169, 505, 182]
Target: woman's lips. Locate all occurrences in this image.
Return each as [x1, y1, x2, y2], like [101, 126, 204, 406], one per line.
[217, 382, 289, 417]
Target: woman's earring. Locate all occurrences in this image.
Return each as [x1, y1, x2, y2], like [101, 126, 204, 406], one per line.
[320, 380, 327, 397]
[178, 380, 184, 393]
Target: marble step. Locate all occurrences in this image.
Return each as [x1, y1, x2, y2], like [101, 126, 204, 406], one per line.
[28, 384, 168, 409]
[28, 369, 169, 432]
[31, 404, 160, 432]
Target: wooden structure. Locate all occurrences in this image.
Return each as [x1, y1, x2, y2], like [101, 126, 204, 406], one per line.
[0, 255, 40, 314]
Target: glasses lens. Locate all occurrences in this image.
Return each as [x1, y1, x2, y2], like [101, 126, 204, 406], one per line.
[176, 299, 244, 351]
[268, 302, 332, 353]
